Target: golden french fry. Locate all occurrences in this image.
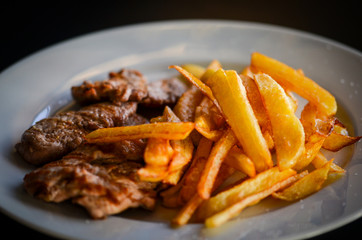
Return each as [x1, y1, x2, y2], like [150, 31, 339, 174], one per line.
[273, 160, 332, 201]
[251, 52, 337, 116]
[207, 69, 272, 172]
[224, 146, 256, 177]
[178, 137, 214, 204]
[254, 73, 305, 170]
[322, 128, 361, 151]
[300, 102, 319, 140]
[197, 128, 238, 199]
[205, 172, 305, 228]
[293, 138, 325, 171]
[85, 122, 195, 143]
[197, 167, 296, 220]
[239, 74, 269, 128]
[262, 128, 275, 150]
[312, 151, 345, 173]
[172, 194, 204, 226]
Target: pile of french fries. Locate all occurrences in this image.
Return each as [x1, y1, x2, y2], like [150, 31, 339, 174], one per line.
[85, 52, 361, 228]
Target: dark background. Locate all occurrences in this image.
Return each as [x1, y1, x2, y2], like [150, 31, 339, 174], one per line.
[1, 1, 361, 239]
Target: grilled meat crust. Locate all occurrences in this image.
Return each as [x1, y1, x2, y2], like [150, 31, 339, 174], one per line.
[71, 68, 188, 108]
[16, 102, 137, 165]
[23, 144, 158, 219]
[71, 69, 148, 105]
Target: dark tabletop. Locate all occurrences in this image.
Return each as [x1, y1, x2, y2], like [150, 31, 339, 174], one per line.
[1, 1, 361, 239]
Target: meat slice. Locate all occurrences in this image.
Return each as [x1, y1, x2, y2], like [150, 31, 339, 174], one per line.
[71, 69, 148, 105]
[140, 78, 189, 108]
[71, 68, 189, 108]
[16, 102, 137, 165]
[23, 144, 158, 219]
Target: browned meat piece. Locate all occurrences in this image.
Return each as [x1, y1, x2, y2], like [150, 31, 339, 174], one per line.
[140, 78, 189, 108]
[71, 68, 189, 108]
[16, 102, 137, 165]
[23, 144, 158, 219]
[71, 69, 148, 105]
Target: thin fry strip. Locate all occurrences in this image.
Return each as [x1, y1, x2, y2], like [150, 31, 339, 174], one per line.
[85, 122, 194, 143]
[224, 146, 256, 177]
[172, 194, 204, 226]
[197, 128, 237, 199]
[204, 172, 305, 228]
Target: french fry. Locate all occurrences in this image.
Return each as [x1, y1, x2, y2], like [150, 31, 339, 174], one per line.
[178, 137, 214, 204]
[300, 102, 319, 140]
[251, 52, 337, 116]
[197, 167, 296, 220]
[207, 69, 272, 172]
[224, 146, 256, 177]
[197, 128, 238, 199]
[205, 172, 306, 228]
[239, 74, 269, 129]
[294, 116, 335, 170]
[273, 160, 332, 201]
[172, 194, 204, 226]
[312, 151, 345, 174]
[322, 126, 362, 151]
[85, 122, 195, 143]
[254, 73, 305, 170]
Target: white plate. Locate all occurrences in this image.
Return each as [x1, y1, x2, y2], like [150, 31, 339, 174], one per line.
[0, 20, 361, 240]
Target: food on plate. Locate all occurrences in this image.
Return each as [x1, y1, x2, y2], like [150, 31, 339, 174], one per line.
[253, 73, 305, 170]
[250, 52, 337, 116]
[71, 69, 148, 105]
[16, 53, 361, 228]
[72, 68, 188, 107]
[15, 102, 138, 165]
[23, 143, 158, 219]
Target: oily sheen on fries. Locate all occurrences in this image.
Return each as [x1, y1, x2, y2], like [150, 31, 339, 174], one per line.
[207, 69, 272, 172]
[85, 122, 194, 143]
[254, 73, 305, 170]
[251, 52, 337, 116]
